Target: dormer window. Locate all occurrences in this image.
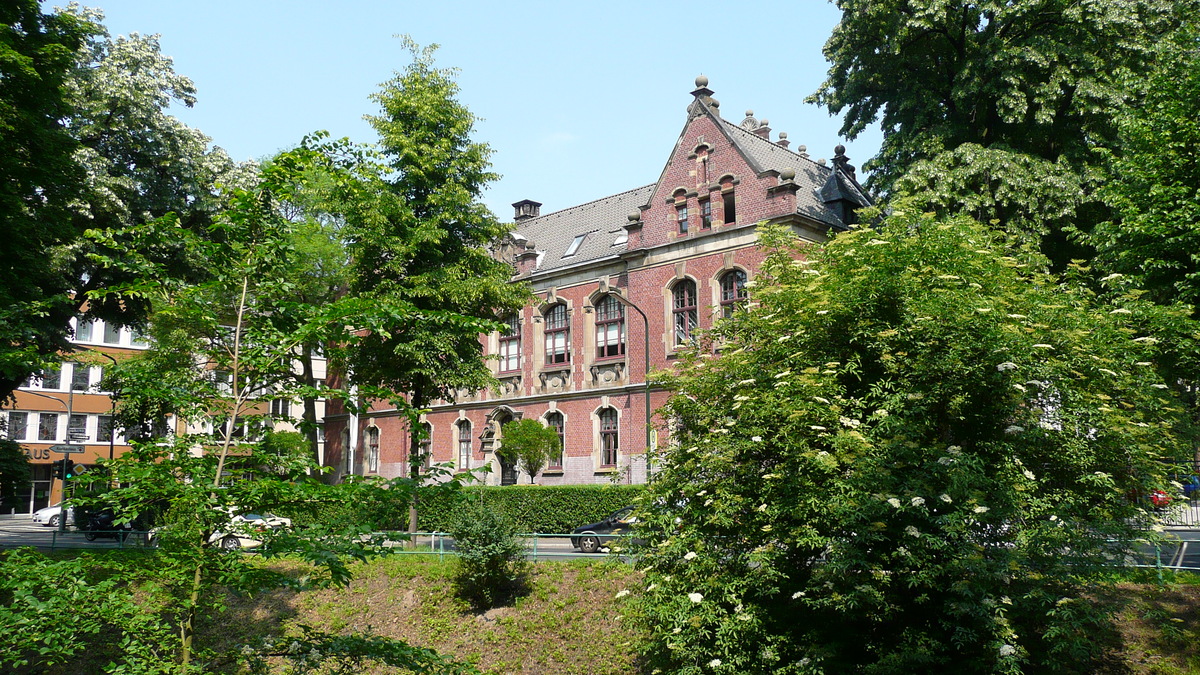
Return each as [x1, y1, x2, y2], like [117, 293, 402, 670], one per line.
[563, 234, 586, 257]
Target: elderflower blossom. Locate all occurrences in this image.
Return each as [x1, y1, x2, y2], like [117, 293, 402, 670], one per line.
[997, 362, 1018, 371]
[615, 589, 631, 599]
[751, 436, 763, 442]
[905, 525, 921, 537]
[688, 592, 703, 603]
[940, 494, 952, 503]
[974, 506, 989, 514]
[683, 551, 697, 561]
[709, 659, 722, 668]
[999, 644, 1016, 657]
[911, 496, 925, 507]
[792, 590, 806, 599]
[887, 498, 901, 508]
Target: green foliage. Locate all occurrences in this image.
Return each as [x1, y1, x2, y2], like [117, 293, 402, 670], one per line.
[498, 418, 561, 483]
[448, 501, 529, 611]
[347, 37, 531, 433]
[0, 438, 31, 505]
[417, 484, 645, 534]
[0, 0, 93, 400]
[628, 216, 1186, 674]
[1090, 22, 1200, 311]
[812, 0, 1192, 194]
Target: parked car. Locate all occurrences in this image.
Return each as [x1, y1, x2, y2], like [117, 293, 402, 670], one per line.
[571, 506, 638, 553]
[147, 511, 292, 551]
[81, 509, 133, 542]
[32, 503, 75, 528]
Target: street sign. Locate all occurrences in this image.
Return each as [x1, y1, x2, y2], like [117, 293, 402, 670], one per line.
[50, 444, 85, 454]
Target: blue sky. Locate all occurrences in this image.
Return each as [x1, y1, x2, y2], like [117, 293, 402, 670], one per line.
[89, 0, 882, 219]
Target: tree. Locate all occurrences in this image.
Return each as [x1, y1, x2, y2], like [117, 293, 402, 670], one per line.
[0, 1, 93, 400]
[627, 215, 1185, 674]
[1089, 22, 1200, 311]
[498, 418, 560, 484]
[344, 39, 530, 520]
[0, 4, 254, 403]
[0, 146, 476, 674]
[0, 438, 31, 509]
[810, 0, 1196, 266]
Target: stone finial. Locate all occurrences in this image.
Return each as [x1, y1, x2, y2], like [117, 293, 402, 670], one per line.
[797, 144, 809, 159]
[777, 131, 790, 149]
[780, 167, 796, 182]
[695, 74, 709, 88]
[627, 211, 641, 222]
[832, 144, 857, 179]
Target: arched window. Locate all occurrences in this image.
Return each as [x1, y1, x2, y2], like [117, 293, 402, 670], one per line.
[545, 411, 564, 469]
[720, 270, 748, 318]
[366, 426, 380, 473]
[544, 304, 570, 365]
[595, 295, 625, 358]
[599, 408, 619, 467]
[419, 422, 432, 472]
[499, 315, 520, 372]
[672, 280, 698, 346]
[457, 420, 472, 470]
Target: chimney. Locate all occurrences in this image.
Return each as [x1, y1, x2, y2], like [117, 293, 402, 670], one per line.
[512, 199, 542, 222]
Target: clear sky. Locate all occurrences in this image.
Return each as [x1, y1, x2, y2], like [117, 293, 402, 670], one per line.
[87, 0, 882, 220]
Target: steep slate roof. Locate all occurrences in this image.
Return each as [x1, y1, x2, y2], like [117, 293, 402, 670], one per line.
[514, 184, 655, 275]
[715, 116, 849, 228]
[511, 89, 870, 275]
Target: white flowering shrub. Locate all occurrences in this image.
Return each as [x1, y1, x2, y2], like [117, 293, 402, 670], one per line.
[626, 214, 1185, 674]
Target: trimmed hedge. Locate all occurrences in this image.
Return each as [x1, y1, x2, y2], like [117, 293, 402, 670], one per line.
[417, 484, 645, 535]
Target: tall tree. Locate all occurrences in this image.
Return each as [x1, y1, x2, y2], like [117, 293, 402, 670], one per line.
[810, 0, 1195, 265]
[0, 1, 93, 400]
[0, 4, 252, 402]
[344, 40, 529, 503]
[629, 216, 1185, 674]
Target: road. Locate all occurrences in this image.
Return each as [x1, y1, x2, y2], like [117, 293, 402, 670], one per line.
[0, 517, 596, 559]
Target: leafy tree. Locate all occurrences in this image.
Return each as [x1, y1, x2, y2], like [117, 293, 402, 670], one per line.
[499, 418, 561, 484]
[1, 4, 254, 403]
[0, 438, 31, 508]
[628, 215, 1184, 674]
[344, 39, 530, 521]
[0, 0, 93, 400]
[0, 146, 477, 674]
[811, 0, 1195, 266]
[1089, 22, 1200, 311]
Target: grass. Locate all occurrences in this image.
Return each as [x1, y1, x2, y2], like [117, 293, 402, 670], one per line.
[210, 554, 641, 675]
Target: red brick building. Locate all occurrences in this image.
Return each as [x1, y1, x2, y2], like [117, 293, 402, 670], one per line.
[322, 77, 869, 485]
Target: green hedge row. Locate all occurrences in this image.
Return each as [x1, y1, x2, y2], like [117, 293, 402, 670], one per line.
[417, 484, 645, 534]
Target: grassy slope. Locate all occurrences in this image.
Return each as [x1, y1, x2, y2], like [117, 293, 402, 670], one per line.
[208, 556, 642, 675]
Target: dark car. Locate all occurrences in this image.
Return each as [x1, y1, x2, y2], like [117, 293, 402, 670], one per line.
[571, 506, 638, 553]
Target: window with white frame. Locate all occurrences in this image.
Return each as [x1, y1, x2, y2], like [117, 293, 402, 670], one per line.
[545, 411, 564, 469]
[499, 315, 520, 372]
[720, 270, 748, 319]
[599, 408, 618, 467]
[673, 280, 698, 346]
[366, 426, 380, 473]
[38, 413, 59, 441]
[4, 411, 29, 440]
[70, 363, 91, 392]
[457, 420, 472, 470]
[595, 295, 625, 358]
[544, 304, 570, 365]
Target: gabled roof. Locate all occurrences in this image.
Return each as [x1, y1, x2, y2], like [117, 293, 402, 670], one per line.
[513, 184, 655, 274]
[509, 81, 871, 275]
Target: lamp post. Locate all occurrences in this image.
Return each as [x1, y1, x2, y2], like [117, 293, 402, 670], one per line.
[609, 293, 651, 485]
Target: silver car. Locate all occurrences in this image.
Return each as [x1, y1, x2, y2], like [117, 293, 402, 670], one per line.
[32, 503, 74, 528]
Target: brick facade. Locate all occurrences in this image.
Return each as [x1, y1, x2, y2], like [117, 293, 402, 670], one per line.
[322, 77, 868, 486]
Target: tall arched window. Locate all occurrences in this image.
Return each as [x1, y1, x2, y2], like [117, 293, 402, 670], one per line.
[599, 408, 619, 467]
[366, 426, 380, 473]
[499, 315, 520, 372]
[595, 295, 625, 358]
[544, 304, 570, 365]
[457, 420, 472, 470]
[419, 422, 432, 472]
[672, 280, 698, 346]
[545, 411, 564, 469]
[719, 270, 748, 318]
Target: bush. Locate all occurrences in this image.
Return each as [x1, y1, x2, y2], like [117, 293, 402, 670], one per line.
[418, 484, 644, 534]
[448, 501, 529, 610]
